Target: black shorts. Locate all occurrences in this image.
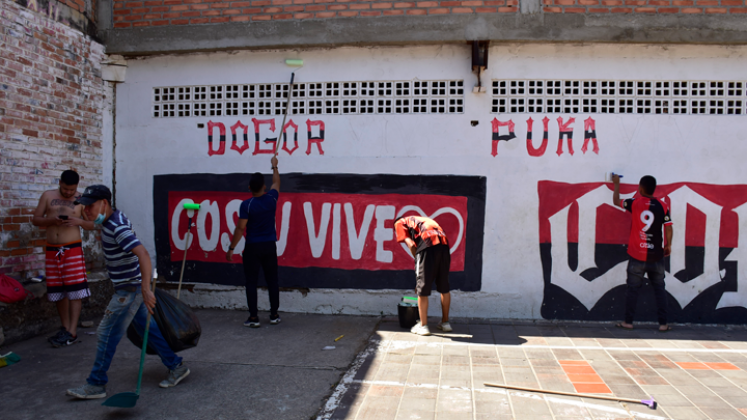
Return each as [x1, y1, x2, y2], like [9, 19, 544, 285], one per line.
[415, 244, 450, 296]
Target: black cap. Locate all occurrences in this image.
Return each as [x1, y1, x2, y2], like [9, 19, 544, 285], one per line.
[74, 184, 112, 206]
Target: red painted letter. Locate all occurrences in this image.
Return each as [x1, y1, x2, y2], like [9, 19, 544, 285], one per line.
[252, 118, 277, 155]
[491, 118, 516, 157]
[306, 119, 325, 155]
[282, 120, 300, 155]
[556, 117, 575, 156]
[230, 121, 250, 155]
[526, 117, 550, 157]
[581, 117, 599, 154]
[207, 121, 226, 156]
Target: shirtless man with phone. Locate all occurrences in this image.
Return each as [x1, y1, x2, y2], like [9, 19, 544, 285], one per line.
[32, 170, 96, 347]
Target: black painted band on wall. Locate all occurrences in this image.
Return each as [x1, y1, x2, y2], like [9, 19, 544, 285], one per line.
[153, 173, 486, 291]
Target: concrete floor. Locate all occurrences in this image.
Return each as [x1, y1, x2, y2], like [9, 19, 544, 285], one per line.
[0, 309, 380, 420]
[320, 320, 747, 420]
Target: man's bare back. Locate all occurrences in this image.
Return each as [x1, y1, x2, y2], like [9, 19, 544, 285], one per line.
[33, 189, 86, 245]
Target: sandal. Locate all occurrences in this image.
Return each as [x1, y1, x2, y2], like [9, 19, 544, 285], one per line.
[615, 323, 634, 330]
[658, 325, 672, 332]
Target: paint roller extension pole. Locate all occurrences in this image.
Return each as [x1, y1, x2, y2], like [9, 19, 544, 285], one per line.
[275, 59, 304, 155]
[484, 383, 657, 410]
[178, 202, 201, 299]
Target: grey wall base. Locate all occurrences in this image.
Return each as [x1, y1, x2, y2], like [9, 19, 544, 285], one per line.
[101, 14, 747, 57]
[0, 273, 113, 347]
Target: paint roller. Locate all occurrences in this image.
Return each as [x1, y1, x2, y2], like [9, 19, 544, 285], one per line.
[274, 59, 304, 156]
[177, 201, 200, 298]
[605, 172, 624, 182]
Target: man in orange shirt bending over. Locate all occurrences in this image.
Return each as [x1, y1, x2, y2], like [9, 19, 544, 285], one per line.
[394, 216, 452, 336]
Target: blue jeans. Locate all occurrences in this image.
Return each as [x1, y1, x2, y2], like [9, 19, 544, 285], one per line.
[87, 286, 182, 386]
[625, 257, 668, 325]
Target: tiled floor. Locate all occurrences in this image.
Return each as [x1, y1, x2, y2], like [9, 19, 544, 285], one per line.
[318, 321, 747, 420]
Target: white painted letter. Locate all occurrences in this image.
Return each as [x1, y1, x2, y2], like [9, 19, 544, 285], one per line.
[374, 205, 395, 263]
[221, 199, 245, 253]
[304, 202, 332, 258]
[277, 201, 292, 256]
[332, 203, 341, 260]
[171, 199, 194, 251]
[196, 200, 220, 252]
[345, 203, 375, 260]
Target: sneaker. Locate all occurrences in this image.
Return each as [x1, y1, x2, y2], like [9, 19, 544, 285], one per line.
[410, 323, 431, 336]
[159, 363, 190, 388]
[51, 331, 78, 348]
[437, 322, 453, 332]
[66, 383, 106, 399]
[48, 327, 66, 345]
[270, 314, 281, 325]
[243, 316, 260, 328]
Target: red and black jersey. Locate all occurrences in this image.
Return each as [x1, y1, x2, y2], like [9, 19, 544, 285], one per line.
[621, 195, 673, 262]
[394, 216, 448, 254]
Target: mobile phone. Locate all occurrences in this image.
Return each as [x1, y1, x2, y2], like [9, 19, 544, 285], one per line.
[58, 215, 68, 220]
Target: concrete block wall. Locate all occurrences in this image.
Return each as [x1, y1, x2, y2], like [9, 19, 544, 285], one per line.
[0, 0, 109, 279]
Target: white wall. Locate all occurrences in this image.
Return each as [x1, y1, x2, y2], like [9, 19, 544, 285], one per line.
[114, 43, 747, 320]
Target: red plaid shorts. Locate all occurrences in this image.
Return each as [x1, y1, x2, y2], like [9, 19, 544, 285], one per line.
[45, 241, 90, 302]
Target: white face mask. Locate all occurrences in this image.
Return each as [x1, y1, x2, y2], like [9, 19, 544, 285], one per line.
[93, 201, 107, 225]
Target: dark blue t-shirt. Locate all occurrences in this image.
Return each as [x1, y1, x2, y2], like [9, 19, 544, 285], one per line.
[238, 189, 279, 243]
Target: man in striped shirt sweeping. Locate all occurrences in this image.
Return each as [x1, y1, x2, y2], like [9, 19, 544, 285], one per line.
[66, 185, 190, 400]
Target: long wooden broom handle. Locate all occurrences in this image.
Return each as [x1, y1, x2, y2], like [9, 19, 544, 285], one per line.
[275, 73, 296, 156]
[484, 383, 642, 404]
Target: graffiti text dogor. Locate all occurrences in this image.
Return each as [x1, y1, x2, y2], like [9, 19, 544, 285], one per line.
[207, 118, 325, 156]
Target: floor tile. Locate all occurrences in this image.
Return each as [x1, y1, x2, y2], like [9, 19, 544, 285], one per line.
[697, 405, 747, 420]
[546, 395, 593, 417]
[675, 362, 709, 370]
[658, 406, 709, 420]
[573, 383, 612, 394]
[394, 409, 434, 420]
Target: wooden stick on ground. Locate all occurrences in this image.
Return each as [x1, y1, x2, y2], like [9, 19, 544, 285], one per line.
[484, 383, 657, 409]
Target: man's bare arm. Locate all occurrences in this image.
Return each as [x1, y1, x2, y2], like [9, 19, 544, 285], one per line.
[65, 206, 96, 230]
[32, 191, 62, 227]
[270, 156, 280, 192]
[664, 225, 673, 257]
[612, 174, 622, 207]
[131, 245, 155, 314]
[404, 237, 417, 257]
[226, 219, 248, 261]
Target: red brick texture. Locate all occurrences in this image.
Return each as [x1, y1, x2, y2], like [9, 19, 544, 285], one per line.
[541, 0, 744, 12]
[106, 0, 746, 27]
[0, 1, 107, 279]
[110, 0, 523, 27]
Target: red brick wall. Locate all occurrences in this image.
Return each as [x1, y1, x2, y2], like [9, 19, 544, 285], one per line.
[543, 0, 746, 13]
[110, 0, 746, 28]
[112, 0, 519, 28]
[0, 0, 108, 279]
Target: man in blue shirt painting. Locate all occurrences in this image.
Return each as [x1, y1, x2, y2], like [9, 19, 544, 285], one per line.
[226, 156, 281, 328]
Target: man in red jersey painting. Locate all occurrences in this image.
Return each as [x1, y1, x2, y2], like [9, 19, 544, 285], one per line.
[394, 216, 452, 336]
[612, 174, 673, 332]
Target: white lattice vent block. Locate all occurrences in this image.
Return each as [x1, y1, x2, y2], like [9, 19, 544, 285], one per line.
[492, 80, 747, 115]
[153, 80, 465, 117]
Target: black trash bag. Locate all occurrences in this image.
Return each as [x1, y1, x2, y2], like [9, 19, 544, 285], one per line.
[126, 288, 201, 354]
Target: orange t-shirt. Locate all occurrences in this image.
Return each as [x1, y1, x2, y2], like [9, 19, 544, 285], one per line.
[394, 216, 448, 254]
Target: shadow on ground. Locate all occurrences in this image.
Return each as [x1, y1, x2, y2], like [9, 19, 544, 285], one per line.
[0, 309, 380, 420]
